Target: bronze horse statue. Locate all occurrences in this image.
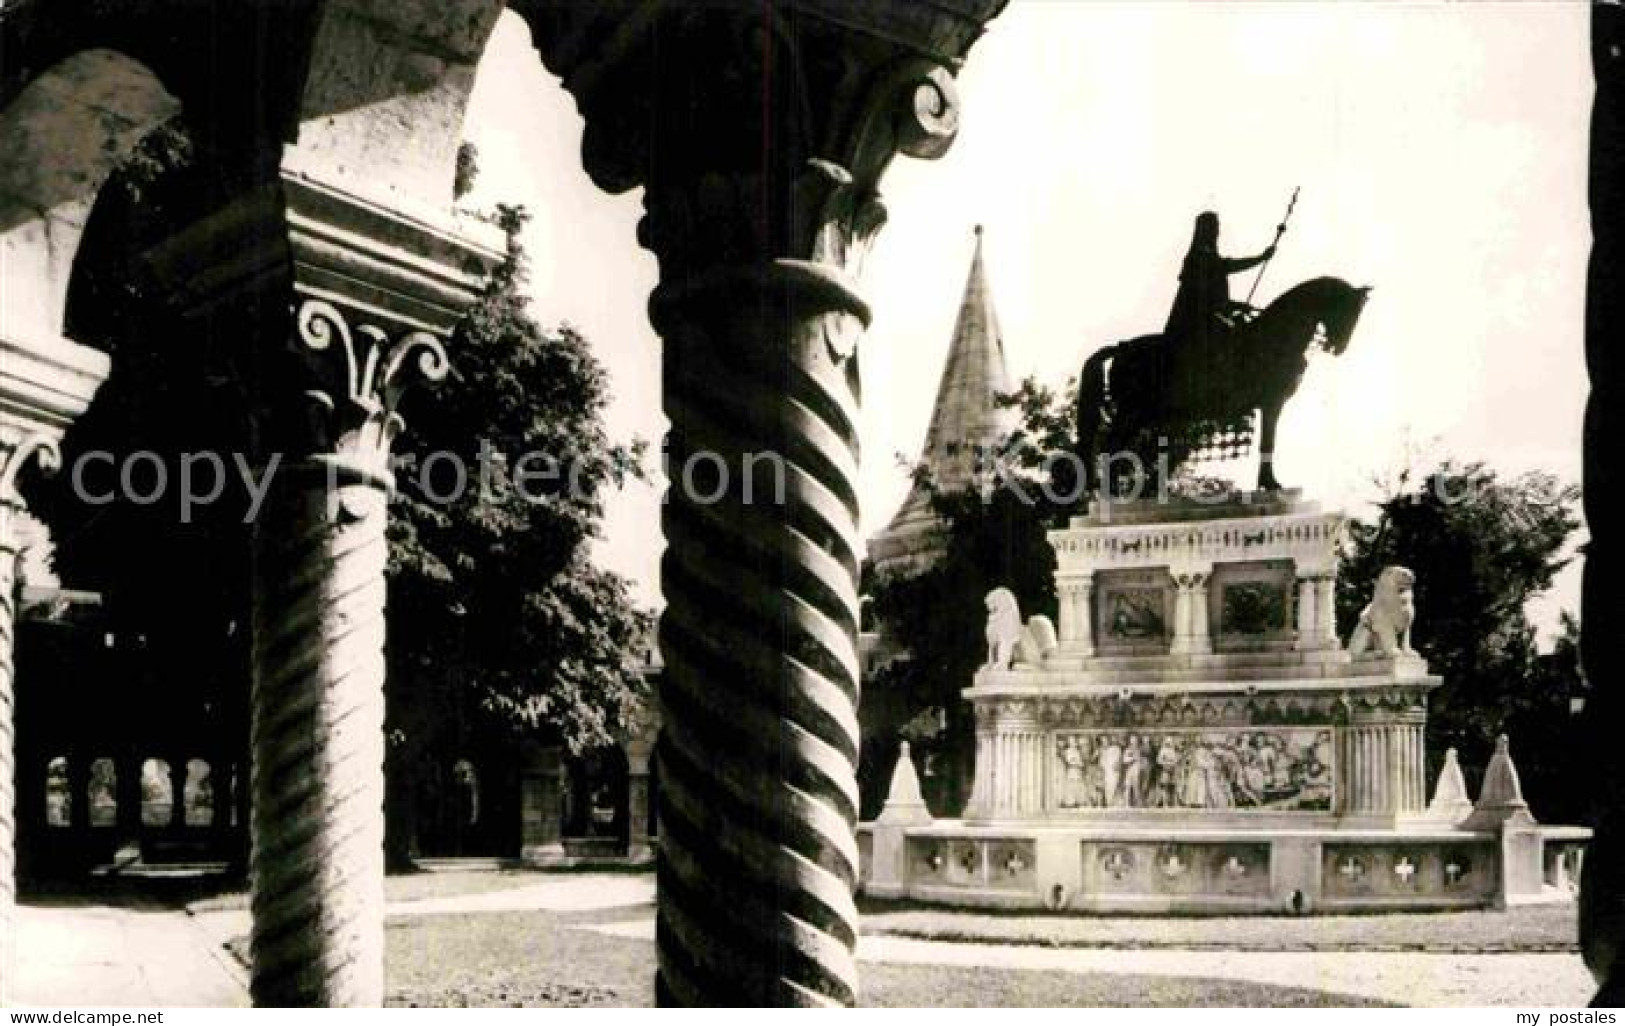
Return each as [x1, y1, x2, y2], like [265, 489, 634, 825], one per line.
[1075, 276, 1370, 496]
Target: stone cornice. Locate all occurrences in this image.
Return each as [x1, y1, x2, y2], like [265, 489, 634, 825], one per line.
[1051, 507, 1346, 576]
[139, 170, 504, 336]
[0, 333, 109, 438]
[967, 671, 1442, 701]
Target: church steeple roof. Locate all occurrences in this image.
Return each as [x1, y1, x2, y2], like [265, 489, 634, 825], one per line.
[867, 225, 1018, 576]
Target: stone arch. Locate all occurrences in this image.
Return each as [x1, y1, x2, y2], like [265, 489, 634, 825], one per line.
[283, 0, 510, 208]
[0, 49, 179, 352]
[564, 745, 629, 854]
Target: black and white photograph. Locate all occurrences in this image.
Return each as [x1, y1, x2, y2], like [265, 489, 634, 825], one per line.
[0, 0, 1619, 1011]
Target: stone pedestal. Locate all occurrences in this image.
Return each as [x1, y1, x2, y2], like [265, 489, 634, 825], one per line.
[1500, 822, 1546, 905]
[963, 705, 1047, 823]
[868, 744, 934, 897]
[1340, 706, 1427, 821]
[855, 493, 1584, 915]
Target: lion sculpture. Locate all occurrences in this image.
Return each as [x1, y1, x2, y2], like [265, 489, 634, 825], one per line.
[1347, 565, 1417, 658]
[1015, 615, 1058, 668]
[984, 588, 1023, 670]
[984, 588, 1059, 670]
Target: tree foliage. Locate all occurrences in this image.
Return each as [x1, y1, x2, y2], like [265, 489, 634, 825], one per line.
[860, 376, 1073, 817]
[1337, 461, 1584, 818]
[387, 205, 653, 758]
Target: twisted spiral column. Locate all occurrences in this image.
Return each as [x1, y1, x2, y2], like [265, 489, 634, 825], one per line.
[1, 435, 60, 1007]
[248, 300, 446, 1007]
[249, 469, 389, 1007]
[653, 262, 868, 1006]
[0, 505, 18, 1008]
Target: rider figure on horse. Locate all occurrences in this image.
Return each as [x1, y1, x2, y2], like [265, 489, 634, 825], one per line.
[1163, 211, 1276, 348]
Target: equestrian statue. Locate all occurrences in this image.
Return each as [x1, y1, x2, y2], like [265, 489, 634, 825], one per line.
[1075, 194, 1370, 498]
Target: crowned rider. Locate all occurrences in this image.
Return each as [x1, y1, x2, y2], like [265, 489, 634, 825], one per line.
[1163, 211, 1276, 349]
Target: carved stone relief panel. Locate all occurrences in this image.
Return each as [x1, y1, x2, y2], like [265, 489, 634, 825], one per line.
[1095, 569, 1174, 655]
[1052, 727, 1334, 812]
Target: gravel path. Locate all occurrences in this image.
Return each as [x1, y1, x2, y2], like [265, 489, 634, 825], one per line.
[584, 916, 1596, 1006]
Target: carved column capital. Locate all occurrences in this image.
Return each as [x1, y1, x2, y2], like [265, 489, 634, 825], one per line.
[534, 4, 978, 344]
[636, 53, 960, 283]
[288, 299, 449, 486]
[0, 431, 61, 515]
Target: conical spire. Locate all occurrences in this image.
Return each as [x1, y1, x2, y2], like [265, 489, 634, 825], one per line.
[1426, 747, 1474, 823]
[1462, 734, 1536, 831]
[868, 226, 1018, 576]
[877, 742, 933, 825]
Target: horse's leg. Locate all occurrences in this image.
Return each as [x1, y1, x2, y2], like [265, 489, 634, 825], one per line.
[1257, 399, 1284, 492]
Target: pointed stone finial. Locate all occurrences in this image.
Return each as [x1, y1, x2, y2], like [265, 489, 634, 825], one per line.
[1461, 734, 1536, 831]
[1426, 747, 1474, 823]
[877, 741, 933, 825]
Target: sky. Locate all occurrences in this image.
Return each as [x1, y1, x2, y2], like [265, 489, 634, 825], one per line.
[460, 1, 1591, 636]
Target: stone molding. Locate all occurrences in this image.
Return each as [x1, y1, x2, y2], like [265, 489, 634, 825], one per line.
[140, 171, 504, 337]
[969, 680, 1436, 732]
[1050, 508, 1345, 577]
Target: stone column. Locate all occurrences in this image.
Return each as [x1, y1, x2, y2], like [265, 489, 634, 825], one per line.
[0, 440, 55, 1007]
[625, 723, 656, 864]
[530, 4, 1003, 1004]
[115, 753, 142, 861]
[0, 336, 103, 1004]
[962, 717, 997, 823]
[520, 745, 566, 865]
[1187, 573, 1212, 655]
[1059, 577, 1095, 656]
[244, 300, 446, 1007]
[1295, 576, 1318, 649]
[1316, 575, 1339, 649]
[976, 702, 1044, 818]
[169, 758, 188, 830]
[1585, 9, 1625, 1002]
[213, 759, 235, 836]
[1170, 578, 1194, 656]
[1171, 573, 1209, 656]
[134, 168, 499, 1006]
[66, 750, 90, 836]
[1342, 705, 1426, 818]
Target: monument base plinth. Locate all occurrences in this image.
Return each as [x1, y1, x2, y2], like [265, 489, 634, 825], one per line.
[858, 494, 1590, 914]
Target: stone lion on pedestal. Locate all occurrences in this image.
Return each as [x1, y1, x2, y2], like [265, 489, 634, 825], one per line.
[1347, 565, 1417, 658]
[984, 587, 1059, 670]
[984, 588, 1023, 670]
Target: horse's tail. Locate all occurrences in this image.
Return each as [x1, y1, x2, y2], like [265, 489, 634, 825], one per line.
[1075, 344, 1116, 494]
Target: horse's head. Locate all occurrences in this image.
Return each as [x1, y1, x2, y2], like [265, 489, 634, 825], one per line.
[1320, 282, 1371, 356]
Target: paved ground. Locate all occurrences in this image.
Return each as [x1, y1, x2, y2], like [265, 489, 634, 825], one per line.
[12, 874, 1599, 1007]
[14, 900, 248, 1007]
